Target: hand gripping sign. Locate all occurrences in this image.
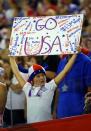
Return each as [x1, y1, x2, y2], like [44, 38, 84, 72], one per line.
[9, 14, 83, 56]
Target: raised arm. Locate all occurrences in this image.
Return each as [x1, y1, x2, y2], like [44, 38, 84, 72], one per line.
[10, 56, 26, 88]
[54, 54, 77, 85]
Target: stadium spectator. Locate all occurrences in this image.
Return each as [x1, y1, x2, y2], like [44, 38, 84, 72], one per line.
[55, 52, 91, 118]
[9, 52, 77, 123]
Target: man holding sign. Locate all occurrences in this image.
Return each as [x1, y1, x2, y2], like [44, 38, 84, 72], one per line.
[10, 52, 78, 123]
[9, 14, 84, 123]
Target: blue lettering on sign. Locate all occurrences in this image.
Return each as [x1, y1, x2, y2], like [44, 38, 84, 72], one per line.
[13, 17, 29, 28]
[14, 36, 19, 46]
[25, 22, 32, 30]
[55, 15, 73, 19]
[69, 28, 81, 37]
[32, 41, 40, 43]
[60, 17, 81, 31]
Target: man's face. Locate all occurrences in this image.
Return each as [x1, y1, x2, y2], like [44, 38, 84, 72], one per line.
[33, 73, 46, 87]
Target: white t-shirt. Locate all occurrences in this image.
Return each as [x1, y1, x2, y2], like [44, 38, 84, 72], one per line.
[23, 79, 57, 123]
[6, 72, 28, 110]
[6, 88, 25, 110]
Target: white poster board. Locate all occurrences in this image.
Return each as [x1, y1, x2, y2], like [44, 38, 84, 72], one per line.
[9, 14, 83, 56]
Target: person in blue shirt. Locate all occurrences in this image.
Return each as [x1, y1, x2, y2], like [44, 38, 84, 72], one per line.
[55, 53, 91, 118]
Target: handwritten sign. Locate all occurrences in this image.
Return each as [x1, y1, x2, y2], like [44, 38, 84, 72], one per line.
[9, 14, 83, 56]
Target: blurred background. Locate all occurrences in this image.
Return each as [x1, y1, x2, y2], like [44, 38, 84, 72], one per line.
[0, 0, 91, 127]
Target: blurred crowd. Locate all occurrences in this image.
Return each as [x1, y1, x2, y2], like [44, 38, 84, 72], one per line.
[0, 0, 91, 127]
